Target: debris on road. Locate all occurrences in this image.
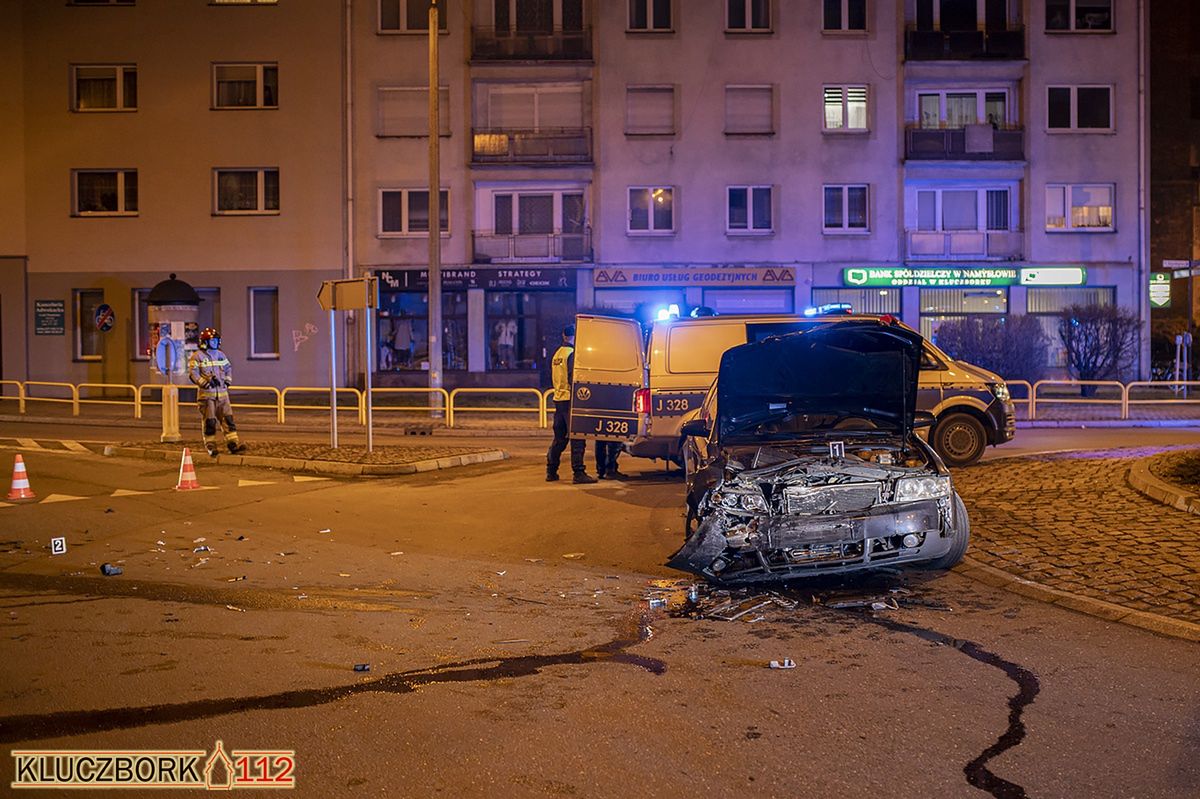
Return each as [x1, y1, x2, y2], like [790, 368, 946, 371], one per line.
[353, 664, 371, 672]
[193, 545, 211, 553]
[561, 552, 585, 560]
[156, 540, 166, 546]
[319, 529, 332, 534]
[495, 570, 507, 576]
[193, 537, 206, 543]
[338, 573, 351, 577]
[389, 551, 403, 556]
[225, 604, 246, 612]
[226, 576, 246, 583]
[769, 659, 796, 670]
[99, 563, 123, 577]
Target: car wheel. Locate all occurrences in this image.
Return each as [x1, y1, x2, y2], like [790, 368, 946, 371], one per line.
[923, 493, 970, 570]
[933, 412, 987, 467]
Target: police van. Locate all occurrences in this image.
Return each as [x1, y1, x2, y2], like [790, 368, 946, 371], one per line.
[568, 310, 1016, 467]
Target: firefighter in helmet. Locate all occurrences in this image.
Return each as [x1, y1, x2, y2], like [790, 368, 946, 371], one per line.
[188, 327, 246, 457]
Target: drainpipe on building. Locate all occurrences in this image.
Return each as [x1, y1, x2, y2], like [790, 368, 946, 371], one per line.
[344, 0, 357, 387]
[1138, 0, 1151, 379]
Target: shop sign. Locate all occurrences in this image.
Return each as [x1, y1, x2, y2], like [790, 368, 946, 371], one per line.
[1149, 272, 1172, 309]
[377, 268, 577, 291]
[842, 266, 1086, 288]
[34, 300, 65, 336]
[593, 266, 795, 287]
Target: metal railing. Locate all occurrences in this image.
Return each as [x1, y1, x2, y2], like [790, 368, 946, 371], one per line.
[471, 26, 593, 60]
[472, 230, 591, 263]
[280, 387, 365, 425]
[905, 126, 1025, 161]
[448, 387, 546, 429]
[904, 26, 1025, 60]
[906, 229, 1023, 260]
[24, 381, 81, 415]
[373, 387, 452, 426]
[0, 380, 26, 414]
[472, 127, 592, 164]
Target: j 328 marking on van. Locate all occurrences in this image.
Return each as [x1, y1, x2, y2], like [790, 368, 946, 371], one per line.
[652, 392, 707, 417]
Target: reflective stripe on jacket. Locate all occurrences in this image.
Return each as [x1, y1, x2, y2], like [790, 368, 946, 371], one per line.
[188, 348, 233, 400]
[551, 345, 574, 402]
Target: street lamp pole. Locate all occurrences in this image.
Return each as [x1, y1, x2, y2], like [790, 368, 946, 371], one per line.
[427, 0, 443, 413]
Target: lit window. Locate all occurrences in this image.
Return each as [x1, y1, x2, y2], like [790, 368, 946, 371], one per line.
[214, 168, 279, 214]
[72, 65, 137, 111]
[1047, 86, 1112, 130]
[73, 170, 138, 216]
[379, 189, 450, 236]
[823, 185, 869, 232]
[1046, 0, 1111, 32]
[727, 186, 773, 233]
[727, 0, 770, 31]
[1045, 184, 1114, 231]
[823, 0, 866, 31]
[379, 0, 448, 32]
[213, 63, 278, 109]
[249, 287, 280, 359]
[629, 0, 671, 31]
[628, 187, 674, 233]
[823, 85, 868, 131]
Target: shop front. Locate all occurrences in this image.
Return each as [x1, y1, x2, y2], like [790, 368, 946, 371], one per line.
[591, 265, 798, 319]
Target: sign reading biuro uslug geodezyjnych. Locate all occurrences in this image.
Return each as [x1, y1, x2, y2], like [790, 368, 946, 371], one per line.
[842, 266, 1087, 288]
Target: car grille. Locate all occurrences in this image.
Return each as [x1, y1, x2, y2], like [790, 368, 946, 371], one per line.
[784, 483, 881, 515]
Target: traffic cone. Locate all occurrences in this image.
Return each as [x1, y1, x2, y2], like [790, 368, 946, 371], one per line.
[175, 448, 202, 491]
[7, 454, 35, 500]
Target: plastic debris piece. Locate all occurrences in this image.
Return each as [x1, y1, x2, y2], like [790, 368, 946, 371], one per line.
[193, 537, 206, 543]
[100, 563, 123, 577]
[104, 508, 114, 514]
[225, 604, 245, 612]
[319, 529, 331, 534]
[648, 597, 667, 609]
[495, 570, 507, 576]
[190, 558, 209, 569]
[155, 540, 166, 546]
[193, 545, 211, 553]
[353, 663, 370, 672]
[338, 573, 350, 577]
[769, 659, 796, 670]
[496, 639, 530, 644]
[237, 535, 246, 541]
[524, 558, 543, 563]
[561, 553, 585, 560]
[227, 576, 246, 582]
[389, 551, 403, 556]
[297, 594, 308, 600]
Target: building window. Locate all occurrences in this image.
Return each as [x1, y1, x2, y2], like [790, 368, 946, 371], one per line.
[629, 0, 671, 31]
[823, 185, 869, 233]
[212, 63, 278, 109]
[916, 188, 1011, 231]
[727, 0, 770, 31]
[1046, 0, 1111, 32]
[1047, 86, 1112, 131]
[823, 85, 868, 131]
[917, 89, 1009, 128]
[72, 65, 136, 111]
[214, 168, 279, 214]
[813, 287, 900, 315]
[724, 85, 774, 135]
[1028, 286, 1115, 366]
[628, 187, 674, 233]
[823, 0, 866, 31]
[379, 0, 448, 32]
[74, 289, 104, 361]
[625, 86, 675, 135]
[920, 288, 1008, 342]
[727, 186, 772, 233]
[477, 83, 583, 131]
[486, 291, 576, 370]
[379, 189, 450, 236]
[249, 287, 280, 359]
[379, 291, 467, 371]
[73, 170, 138, 216]
[1045, 184, 1114, 231]
[377, 87, 450, 137]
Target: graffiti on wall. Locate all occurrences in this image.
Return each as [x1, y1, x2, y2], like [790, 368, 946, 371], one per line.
[292, 322, 318, 352]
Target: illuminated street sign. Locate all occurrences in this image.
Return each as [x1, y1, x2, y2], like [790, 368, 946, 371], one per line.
[1149, 272, 1172, 309]
[842, 267, 1086, 288]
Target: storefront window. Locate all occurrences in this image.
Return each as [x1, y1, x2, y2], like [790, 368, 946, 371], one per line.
[594, 288, 685, 318]
[486, 291, 575, 371]
[701, 289, 794, 314]
[811, 288, 900, 315]
[377, 291, 468, 371]
[1027, 286, 1114, 367]
[919, 288, 1007, 342]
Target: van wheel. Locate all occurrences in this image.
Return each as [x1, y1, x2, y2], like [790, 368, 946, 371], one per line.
[933, 413, 987, 467]
[923, 493, 970, 570]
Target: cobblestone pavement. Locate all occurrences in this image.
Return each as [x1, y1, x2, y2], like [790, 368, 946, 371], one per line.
[954, 449, 1200, 626]
[120, 440, 496, 465]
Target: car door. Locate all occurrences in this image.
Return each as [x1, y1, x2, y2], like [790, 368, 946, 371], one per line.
[569, 314, 647, 442]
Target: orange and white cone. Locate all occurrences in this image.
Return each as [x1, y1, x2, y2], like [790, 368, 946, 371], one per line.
[175, 448, 202, 491]
[7, 454, 35, 500]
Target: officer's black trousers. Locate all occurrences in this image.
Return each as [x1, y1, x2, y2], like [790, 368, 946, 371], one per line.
[547, 400, 585, 476]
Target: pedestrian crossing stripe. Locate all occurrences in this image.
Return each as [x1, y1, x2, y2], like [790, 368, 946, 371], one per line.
[237, 479, 275, 487]
[0, 501, 12, 509]
[40, 494, 86, 504]
[16, 438, 44, 450]
[111, 489, 152, 497]
[62, 441, 91, 452]
[293, 475, 330, 482]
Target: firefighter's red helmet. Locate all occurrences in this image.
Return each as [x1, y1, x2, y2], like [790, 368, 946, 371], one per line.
[199, 328, 221, 350]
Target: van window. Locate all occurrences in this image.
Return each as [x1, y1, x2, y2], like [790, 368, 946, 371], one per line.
[577, 318, 644, 371]
[667, 324, 746, 374]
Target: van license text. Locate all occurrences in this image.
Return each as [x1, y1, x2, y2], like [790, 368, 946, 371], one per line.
[594, 419, 630, 435]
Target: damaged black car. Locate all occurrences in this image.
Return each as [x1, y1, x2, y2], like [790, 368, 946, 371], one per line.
[669, 319, 970, 585]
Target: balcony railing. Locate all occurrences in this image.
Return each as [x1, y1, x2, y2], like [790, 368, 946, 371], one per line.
[471, 27, 593, 61]
[472, 128, 592, 164]
[906, 230, 1023, 260]
[473, 231, 591, 263]
[905, 26, 1025, 60]
[906, 126, 1025, 161]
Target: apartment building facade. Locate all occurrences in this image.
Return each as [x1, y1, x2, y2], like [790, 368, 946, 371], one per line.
[0, 0, 1149, 389]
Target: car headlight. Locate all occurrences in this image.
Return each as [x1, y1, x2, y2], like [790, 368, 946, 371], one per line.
[894, 475, 951, 503]
[713, 488, 768, 513]
[988, 382, 1011, 402]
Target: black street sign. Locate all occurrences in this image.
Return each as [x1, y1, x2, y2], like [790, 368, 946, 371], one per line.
[34, 300, 65, 336]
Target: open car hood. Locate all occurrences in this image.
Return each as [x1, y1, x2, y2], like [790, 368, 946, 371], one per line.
[716, 321, 923, 440]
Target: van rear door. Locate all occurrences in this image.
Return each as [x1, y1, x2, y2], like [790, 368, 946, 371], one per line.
[569, 315, 647, 442]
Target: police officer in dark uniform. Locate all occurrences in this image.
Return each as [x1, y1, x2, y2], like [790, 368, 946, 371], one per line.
[595, 440, 626, 480]
[546, 325, 597, 484]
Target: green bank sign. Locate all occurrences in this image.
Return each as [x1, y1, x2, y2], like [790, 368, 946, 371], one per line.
[842, 267, 1087, 288]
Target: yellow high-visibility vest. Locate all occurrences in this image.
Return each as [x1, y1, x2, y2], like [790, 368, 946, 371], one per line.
[551, 345, 573, 401]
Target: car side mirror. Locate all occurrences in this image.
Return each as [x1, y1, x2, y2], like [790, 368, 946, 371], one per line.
[680, 418, 711, 438]
[913, 411, 936, 430]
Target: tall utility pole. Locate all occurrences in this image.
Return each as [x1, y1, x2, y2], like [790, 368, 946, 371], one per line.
[427, 0, 443, 409]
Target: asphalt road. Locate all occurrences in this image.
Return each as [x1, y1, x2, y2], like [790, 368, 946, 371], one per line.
[0, 427, 1197, 798]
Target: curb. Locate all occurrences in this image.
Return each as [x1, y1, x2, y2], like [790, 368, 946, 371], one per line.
[105, 445, 510, 477]
[1126, 457, 1200, 516]
[0, 413, 550, 437]
[955, 556, 1200, 643]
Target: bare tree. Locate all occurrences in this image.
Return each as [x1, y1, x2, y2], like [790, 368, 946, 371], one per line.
[1058, 304, 1140, 390]
[932, 315, 1048, 381]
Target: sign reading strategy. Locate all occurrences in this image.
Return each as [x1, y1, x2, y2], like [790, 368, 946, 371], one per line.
[378, 267, 577, 291]
[842, 266, 1087, 288]
[593, 266, 796, 287]
[1149, 272, 1172, 309]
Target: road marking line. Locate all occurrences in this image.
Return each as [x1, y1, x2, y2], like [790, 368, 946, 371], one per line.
[293, 475, 330, 482]
[0, 501, 13, 509]
[62, 441, 91, 452]
[237, 479, 275, 487]
[111, 488, 152, 497]
[40, 494, 86, 504]
[16, 438, 44, 450]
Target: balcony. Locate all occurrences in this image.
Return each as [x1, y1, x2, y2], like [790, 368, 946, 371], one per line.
[907, 230, 1023, 260]
[473, 231, 591, 263]
[472, 128, 592, 165]
[904, 26, 1025, 60]
[906, 125, 1025, 161]
[471, 27, 592, 61]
